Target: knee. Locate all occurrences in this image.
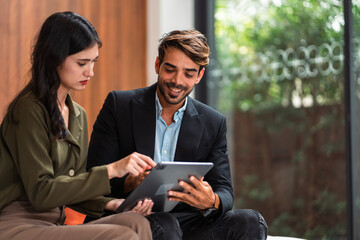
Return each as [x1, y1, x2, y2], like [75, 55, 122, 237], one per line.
[106, 228, 139, 240]
[124, 213, 151, 229]
[147, 212, 182, 240]
[229, 209, 268, 239]
[229, 209, 264, 224]
[254, 211, 268, 240]
[87, 225, 140, 240]
[156, 212, 179, 227]
[147, 212, 179, 227]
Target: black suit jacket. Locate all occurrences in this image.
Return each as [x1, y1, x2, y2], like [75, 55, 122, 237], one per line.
[87, 84, 234, 217]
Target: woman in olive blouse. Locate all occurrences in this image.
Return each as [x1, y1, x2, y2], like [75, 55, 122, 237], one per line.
[0, 12, 155, 240]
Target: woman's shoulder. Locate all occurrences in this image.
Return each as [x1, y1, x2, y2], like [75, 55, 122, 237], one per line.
[1, 92, 50, 133]
[12, 92, 47, 117]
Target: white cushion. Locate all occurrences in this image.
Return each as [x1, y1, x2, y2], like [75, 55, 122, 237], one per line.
[267, 236, 306, 240]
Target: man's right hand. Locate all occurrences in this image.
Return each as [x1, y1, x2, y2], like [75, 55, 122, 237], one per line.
[106, 152, 156, 179]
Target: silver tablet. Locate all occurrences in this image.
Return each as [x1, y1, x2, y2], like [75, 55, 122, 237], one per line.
[116, 161, 214, 213]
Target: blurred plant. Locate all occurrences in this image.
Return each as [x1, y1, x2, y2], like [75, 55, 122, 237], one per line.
[269, 212, 298, 237]
[304, 190, 346, 239]
[214, 0, 351, 239]
[215, 0, 344, 112]
[235, 175, 273, 205]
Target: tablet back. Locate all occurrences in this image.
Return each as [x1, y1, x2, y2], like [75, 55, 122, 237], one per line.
[116, 161, 214, 213]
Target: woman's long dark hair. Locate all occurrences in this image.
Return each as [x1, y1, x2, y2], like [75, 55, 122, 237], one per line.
[6, 11, 102, 139]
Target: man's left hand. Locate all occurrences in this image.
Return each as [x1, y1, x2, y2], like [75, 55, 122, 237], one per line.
[168, 176, 217, 210]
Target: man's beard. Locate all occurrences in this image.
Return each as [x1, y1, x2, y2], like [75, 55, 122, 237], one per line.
[157, 77, 193, 105]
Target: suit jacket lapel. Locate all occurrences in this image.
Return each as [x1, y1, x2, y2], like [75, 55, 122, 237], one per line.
[132, 85, 157, 158]
[175, 98, 204, 161]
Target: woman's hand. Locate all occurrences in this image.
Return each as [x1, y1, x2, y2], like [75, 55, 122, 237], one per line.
[127, 199, 154, 216]
[104, 199, 125, 212]
[106, 152, 156, 179]
[104, 198, 154, 216]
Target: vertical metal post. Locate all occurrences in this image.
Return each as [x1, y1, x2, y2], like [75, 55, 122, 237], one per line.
[194, 0, 215, 105]
[343, 0, 353, 239]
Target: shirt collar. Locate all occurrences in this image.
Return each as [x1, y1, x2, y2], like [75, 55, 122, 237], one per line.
[155, 92, 187, 123]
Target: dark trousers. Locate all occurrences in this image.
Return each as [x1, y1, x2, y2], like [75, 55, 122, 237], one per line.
[147, 209, 268, 240]
[146, 212, 183, 240]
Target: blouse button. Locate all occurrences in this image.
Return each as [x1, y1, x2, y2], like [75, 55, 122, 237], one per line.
[69, 169, 75, 177]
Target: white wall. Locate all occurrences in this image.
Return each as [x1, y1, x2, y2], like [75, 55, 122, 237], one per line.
[147, 0, 195, 85]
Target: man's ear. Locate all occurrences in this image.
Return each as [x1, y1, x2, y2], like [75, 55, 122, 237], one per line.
[196, 67, 205, 84]
[155, 57, 160, 74]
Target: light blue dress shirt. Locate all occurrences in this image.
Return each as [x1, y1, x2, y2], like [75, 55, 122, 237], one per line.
[153, 92, 187, 163]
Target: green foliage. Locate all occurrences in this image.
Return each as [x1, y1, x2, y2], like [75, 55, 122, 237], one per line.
[214, 0, 350, 239]
[242, 175, 273, 201]
[304, 190, 346, 239]
[313, 190, 346, 215]
[215, 0, 345, 112]
[303, 224, 347, 240]
[269, 212, 299, 237]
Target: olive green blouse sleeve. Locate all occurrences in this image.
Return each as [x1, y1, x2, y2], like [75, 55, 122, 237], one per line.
[2, 96, 111, 214]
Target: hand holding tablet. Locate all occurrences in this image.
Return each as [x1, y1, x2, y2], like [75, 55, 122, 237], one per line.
[117, 161, 214, 213]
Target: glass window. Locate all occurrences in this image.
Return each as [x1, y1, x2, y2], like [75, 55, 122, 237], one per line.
[209, 0, 347, 238]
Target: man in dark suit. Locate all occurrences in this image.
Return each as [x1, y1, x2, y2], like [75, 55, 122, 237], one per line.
[87, 29, 267, 240]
